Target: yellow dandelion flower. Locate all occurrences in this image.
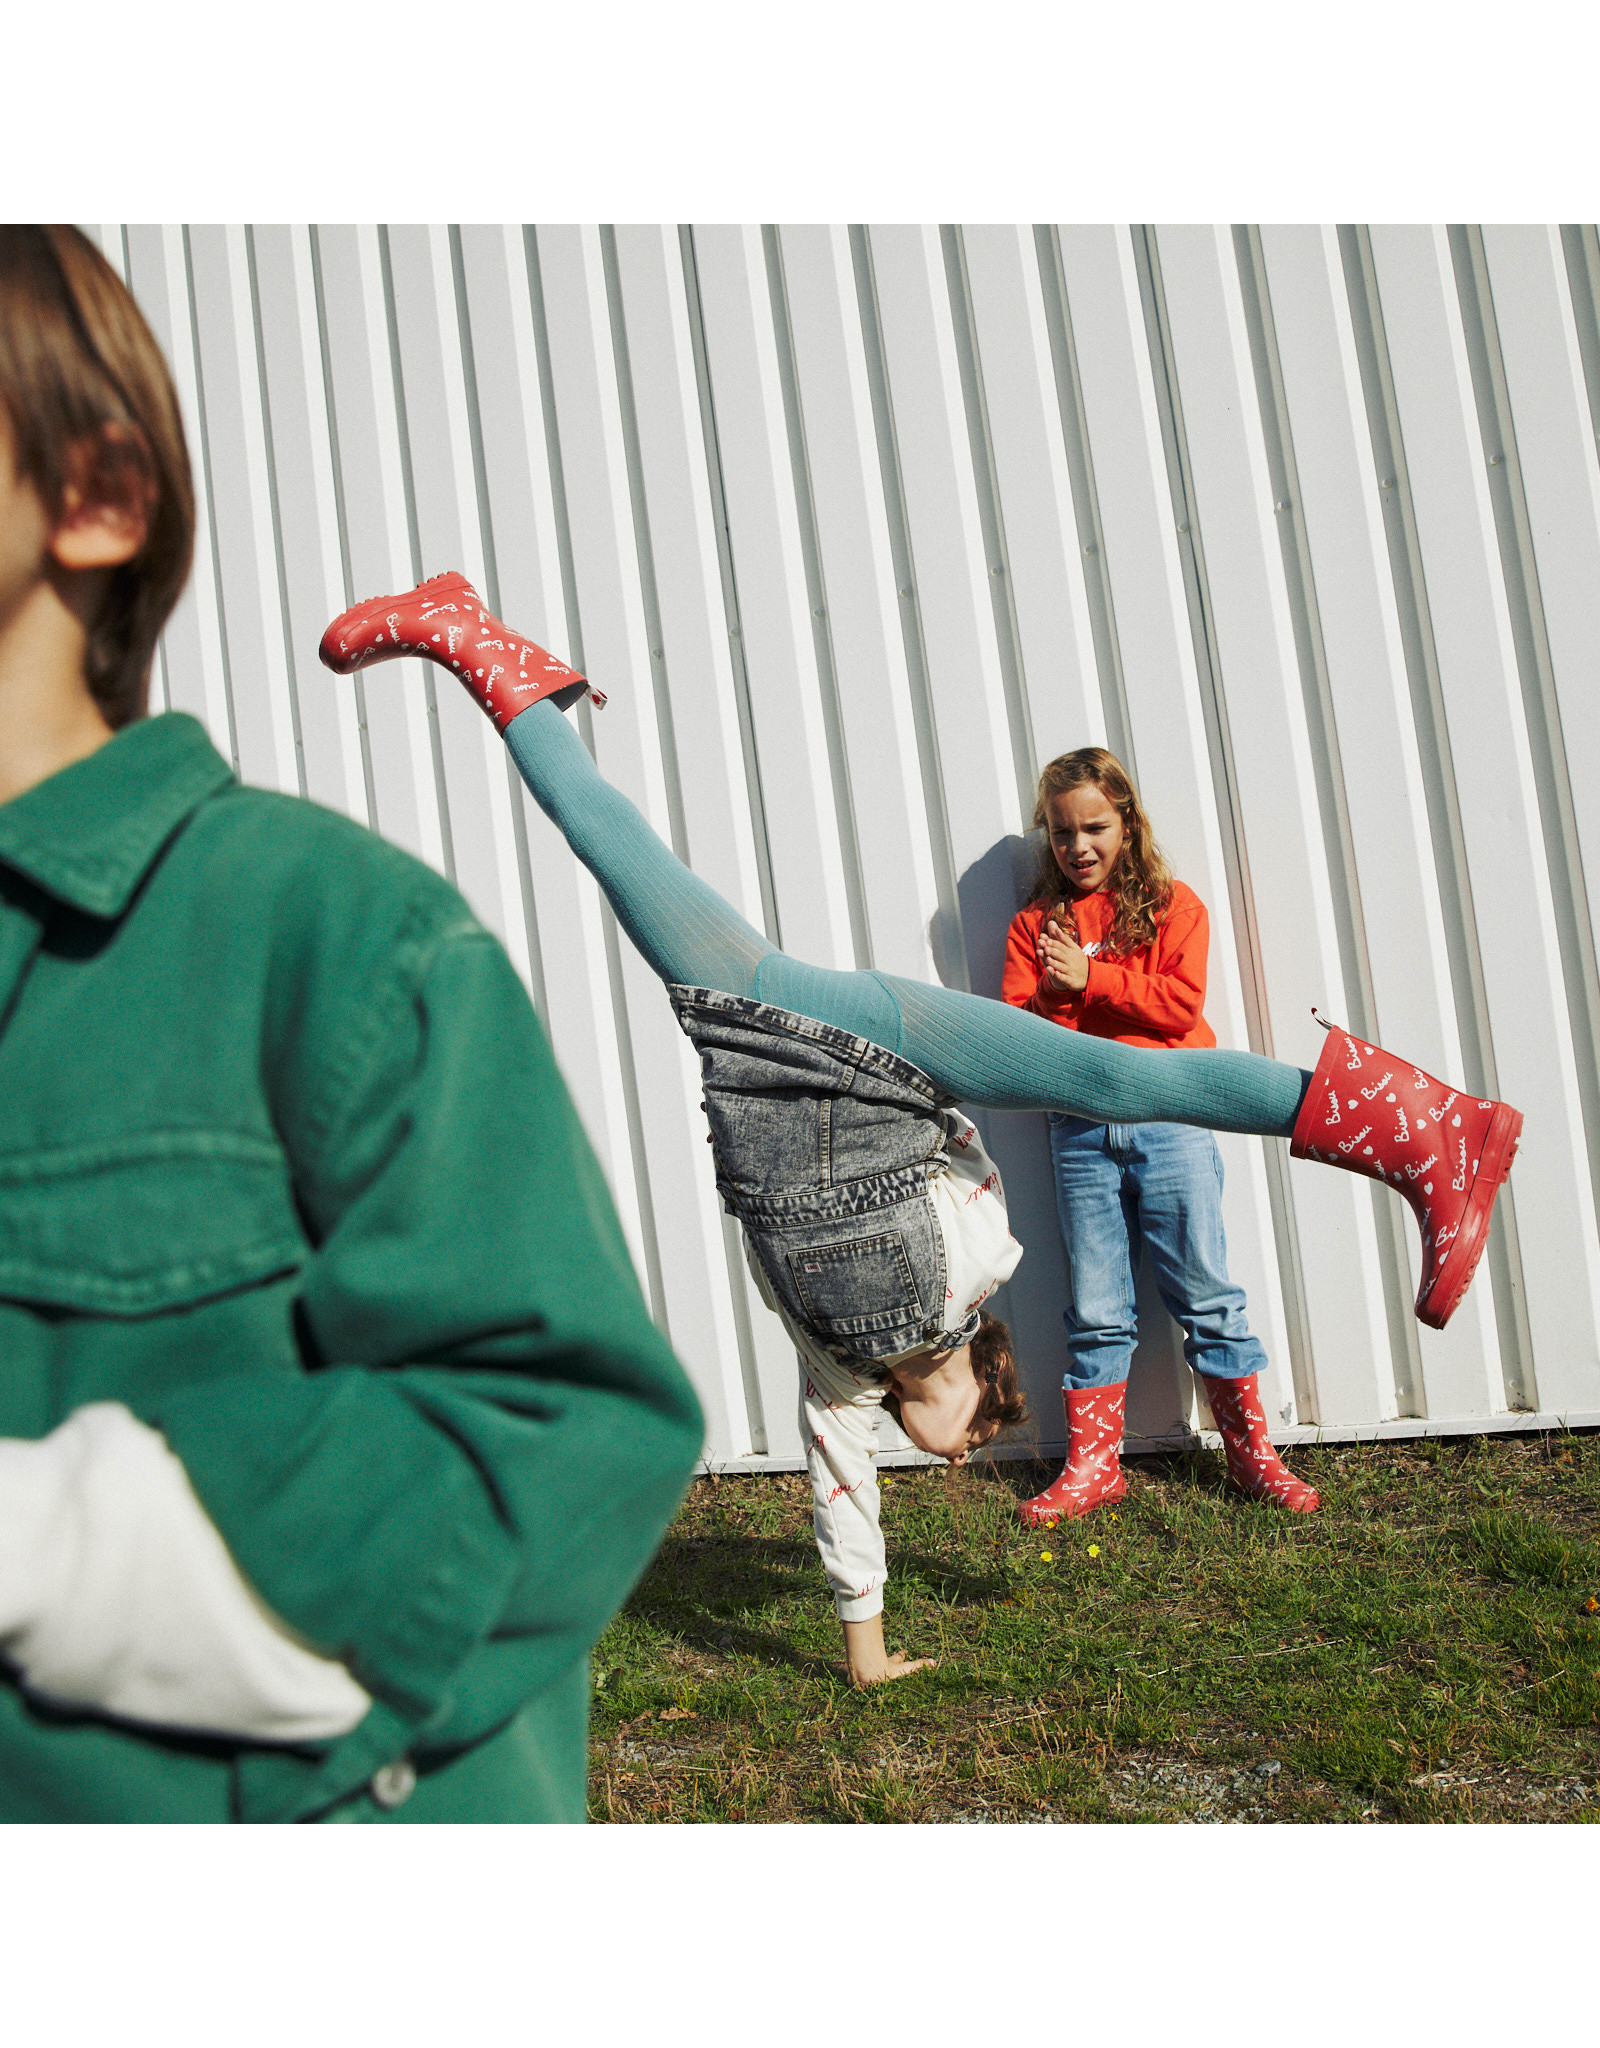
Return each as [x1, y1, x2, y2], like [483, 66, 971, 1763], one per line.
[1087, 1543, 1101, 1557]
[1040, 1550, 1053, 1561]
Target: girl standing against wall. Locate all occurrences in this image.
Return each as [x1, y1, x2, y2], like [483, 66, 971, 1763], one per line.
[1004, 749, 1317, 1525]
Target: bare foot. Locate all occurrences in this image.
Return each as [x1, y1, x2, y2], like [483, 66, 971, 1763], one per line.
[848, 1652, 939, 1688]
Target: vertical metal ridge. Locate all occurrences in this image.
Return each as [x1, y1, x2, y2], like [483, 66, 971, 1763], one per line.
[245, 225, 309, 799]
[1131, 222, 1317, 1422]
[376, 225, 454, 884]
[598, 225, 690, 868]
[523, 226, 670, 1339]
[449, 226, 547, 1027]
[1233, 225, 1422, 1415]
[1033, 225, 1136, 780]
[307, 225, 378, 830]
[123, 223, 174, 717]
[181, 225, 240, 776]
[1337, 224, 1534, 1410]
[848, 224, 969, 990]
[940, 224, 1038, 814]
[1559, 226, 1600, 463]
[677, 225, 782, 949]
[762, 224, 874, 970]
[1451, 226, 1600, 1254]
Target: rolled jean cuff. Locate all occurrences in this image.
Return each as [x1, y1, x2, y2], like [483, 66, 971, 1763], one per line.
[834, 1586, 885, 1623]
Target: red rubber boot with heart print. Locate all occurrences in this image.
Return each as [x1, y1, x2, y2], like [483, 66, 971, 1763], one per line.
[1201, 1373, 1319, 1512]
[1018, 1385, 1126, 1526]
[1290, 1015, 1523, 1331]
[318, 571, 604, 729]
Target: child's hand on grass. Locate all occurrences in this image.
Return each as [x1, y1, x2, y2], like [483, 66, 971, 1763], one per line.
[842, 1614, 937, 1687]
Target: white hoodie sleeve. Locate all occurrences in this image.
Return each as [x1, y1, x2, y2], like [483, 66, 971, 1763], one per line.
[0, 1403, 371, 1742]
[741, 1234, 888, 1622]
[796, 1359, 887, 1623]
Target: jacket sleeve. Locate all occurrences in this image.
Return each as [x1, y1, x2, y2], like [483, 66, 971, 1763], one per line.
[1004, 902, 1088, 1026]
[145, 909, 703, 1818]
[1081, 893, 1210, 1040]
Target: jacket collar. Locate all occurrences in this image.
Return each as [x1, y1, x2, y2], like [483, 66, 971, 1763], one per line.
[0, 714, 235, 919]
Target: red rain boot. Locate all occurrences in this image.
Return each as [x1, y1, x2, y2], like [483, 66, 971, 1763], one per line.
[318, 571, 604, 730]
[1018, 1384, 1127, 1527]
[1290, 1015, 1522, 1330]
[1201, 1374, 1319, 1512]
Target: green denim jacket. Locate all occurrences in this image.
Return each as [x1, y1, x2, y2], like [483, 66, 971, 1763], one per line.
[0, 713, 702, 1822]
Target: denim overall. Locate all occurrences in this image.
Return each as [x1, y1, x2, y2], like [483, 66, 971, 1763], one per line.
[668, 986, 983, 1362]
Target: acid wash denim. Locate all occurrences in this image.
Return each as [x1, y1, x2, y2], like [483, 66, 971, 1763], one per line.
[669, 986, 983, 1362]
[1047, 1114, 1267, 1390]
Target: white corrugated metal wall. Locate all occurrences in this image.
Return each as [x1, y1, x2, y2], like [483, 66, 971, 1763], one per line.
[81, 222, 1600, 1464]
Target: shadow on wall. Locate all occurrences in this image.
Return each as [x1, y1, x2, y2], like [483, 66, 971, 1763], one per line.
[932, 832, 1194, 1456]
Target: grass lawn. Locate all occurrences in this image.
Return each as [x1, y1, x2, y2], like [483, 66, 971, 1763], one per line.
[589, 1429, 1600, 1823]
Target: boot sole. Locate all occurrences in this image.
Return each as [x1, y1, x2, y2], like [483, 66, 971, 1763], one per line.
[1415, 1103, 1523, 1330]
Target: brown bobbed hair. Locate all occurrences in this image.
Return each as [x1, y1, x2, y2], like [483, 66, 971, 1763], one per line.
[879, 1310, 1030, 1443]
[0, 226, 195, 729]
[1029, 745, 1173, 960]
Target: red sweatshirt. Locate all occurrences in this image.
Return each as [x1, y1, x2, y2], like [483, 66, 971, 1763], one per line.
[1002, 881, 1217, 1050]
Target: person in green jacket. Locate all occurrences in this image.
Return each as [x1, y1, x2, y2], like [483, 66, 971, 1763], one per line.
[0, 227, 702, 1823]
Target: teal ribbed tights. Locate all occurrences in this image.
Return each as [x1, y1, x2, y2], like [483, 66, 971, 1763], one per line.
[503, 702, 1311, 1135]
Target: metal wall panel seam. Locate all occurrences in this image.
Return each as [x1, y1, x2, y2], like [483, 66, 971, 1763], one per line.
[183, 226, 297, 797]
[1157, 223, 1390, 1430]
[1559, 228, 1600, 461]
[606, 224, 780, 1457]
[1368, 223, 1600, 1413]
[1452, 226, 1600, 1248]
[179, 226, 241, 773]
[760, 224, 874, 969]
[770, 227, 942, 986]
[1053, 223, 1287, 1443]
[93, 226, 175, 716]
[1337, 225, 1534, 1413]
[863, 221, 1078, 1424]
[599, 226, 691, 868]
[1256, 224, 1498, 1417]
[600, 223, 764, 1459]
[374, 225, 455, 885]
[384, 225, 527, 972]
[1032, 226, 1137, 776]
[529, 225, 683, 1341]
[847, 223, 969, 988]
[957, 226, 1105, 770]
[447, 225, 549, 1020]
[521, 224, 657, 1302]
[536, 226, 766, 1459]
[128, 227, 230, 740]
[1131, 223, 1318, 1424]
[939, 225, 1039, 814]
[306, 225, 378, 830]
[251, 227, 366, 824]
[243, 227, 310, 802]
[610, 228, 768, 921]
[1234, 224, 1420, 1419]
[310, 226, 437, 869]
[689, 225, 855, 980]
[676, 226, 783, 949]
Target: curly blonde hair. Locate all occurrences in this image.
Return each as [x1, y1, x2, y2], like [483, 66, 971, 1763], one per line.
[1028, 747, 1173, 960]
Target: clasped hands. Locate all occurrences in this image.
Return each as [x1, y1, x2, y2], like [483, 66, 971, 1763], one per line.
[1037, 907, 1090, 994]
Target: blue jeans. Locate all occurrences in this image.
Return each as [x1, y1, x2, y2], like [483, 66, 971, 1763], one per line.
[1048, 1115, 1267, 1390]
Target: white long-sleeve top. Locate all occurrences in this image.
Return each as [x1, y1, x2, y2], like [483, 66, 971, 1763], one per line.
[0, 1403, 372, 1742]
[747, 1111, 1022, 1621]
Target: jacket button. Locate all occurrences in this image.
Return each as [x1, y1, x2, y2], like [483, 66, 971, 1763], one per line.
[369, 1759, 417, 1810]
